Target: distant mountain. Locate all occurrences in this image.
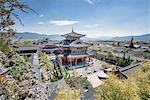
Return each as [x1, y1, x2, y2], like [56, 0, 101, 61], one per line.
[16, 32, 64, 40]
[16, 32, 97, 41]
[111, 34, 150, 41]
[15, 32, 150, 42]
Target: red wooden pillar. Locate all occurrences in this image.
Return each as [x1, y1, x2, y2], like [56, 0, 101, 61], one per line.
[70, 58, 72, 67]
[75, 58, 78, 67]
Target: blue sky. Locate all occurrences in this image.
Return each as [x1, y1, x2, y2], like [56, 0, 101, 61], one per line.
[15, 0, 150, 38]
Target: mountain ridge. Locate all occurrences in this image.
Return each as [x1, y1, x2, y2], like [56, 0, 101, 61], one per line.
[111, 33, 150, 41]
[16, 32, 150, 41]
[16, 32, 64, 40]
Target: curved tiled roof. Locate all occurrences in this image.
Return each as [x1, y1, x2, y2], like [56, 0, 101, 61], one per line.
[59, 29, 90, 48]
[61, 40, 71, 45]
[0, 68, 11, 76]
[59, 39, 90, 47]
[61, 30, 85, 38]
[70, 40, 90, 47]
[58, 52, 89, 58]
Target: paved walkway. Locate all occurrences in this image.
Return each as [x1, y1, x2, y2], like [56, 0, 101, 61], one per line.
[30, 53, 51, 99]
[30, 53, 68, 100]
[30, 53, 42, 84]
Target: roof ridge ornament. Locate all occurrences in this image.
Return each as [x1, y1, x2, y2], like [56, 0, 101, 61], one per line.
[72, 27, 74, 33]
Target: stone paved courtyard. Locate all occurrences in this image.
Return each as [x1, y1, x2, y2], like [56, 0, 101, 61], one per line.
[68, 58, 115, 76]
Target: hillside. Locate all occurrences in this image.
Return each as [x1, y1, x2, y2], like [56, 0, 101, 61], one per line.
[111, 34, 150, 41]
[16, 32, 64, 40]
[15, 32, 150, 41]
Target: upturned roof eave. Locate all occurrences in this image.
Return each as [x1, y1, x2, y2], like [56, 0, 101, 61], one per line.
[61, 33, 85, 38]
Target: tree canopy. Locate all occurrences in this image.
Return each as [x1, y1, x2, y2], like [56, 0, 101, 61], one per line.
[96, 62, 150, 100]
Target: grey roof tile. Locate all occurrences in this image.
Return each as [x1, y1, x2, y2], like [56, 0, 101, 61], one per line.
[62, 31, 85, 38]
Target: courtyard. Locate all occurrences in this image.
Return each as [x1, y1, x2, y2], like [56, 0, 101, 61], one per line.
[68, 58, 115, 77]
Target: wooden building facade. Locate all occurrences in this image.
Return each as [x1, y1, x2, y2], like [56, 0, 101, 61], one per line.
[57, 29, 91, 69]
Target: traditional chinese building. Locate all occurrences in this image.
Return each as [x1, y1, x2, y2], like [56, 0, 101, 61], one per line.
[57, 29, 91, 69]
[19, 46, 39, 56]
[42, 41, 59, 54]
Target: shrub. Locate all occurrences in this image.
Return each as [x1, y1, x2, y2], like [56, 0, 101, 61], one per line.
[96, 62, 150, 100]
[97, 47, 103, 52]
[96, 74, 140, 100]
[0, 39, 12, 54]
[112, 41, 117, 47]
[107, 50, 114, 58]
[39, 53, 70, 82]
[135, 62, 150, 100]
[56, 88, 81, 100]
[66, 76, 91, 90]
[16, 41, 33, 46]
[102, 62, 111, 69]
[8, 56, 27, 81]
[117, 55, 132, 67]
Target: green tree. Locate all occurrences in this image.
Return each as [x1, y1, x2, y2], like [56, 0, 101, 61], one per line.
[107, 50, 114, 58]
[60, 65, 70, 82]
[117, 53, 132, 67]
[96, 62, 150, 100]
[0, 39, 11, 54]
[0, 0, 35, 54]
[0, 0, 33, 39]
[101, 62, 111, 69]
[112, 41, 117, 47]
[0, 0, 34, 99]
[39, 53, 70, 82]
[56, 88, 81, 100]
[97, 47, 103, 52]
[135, 62, 150, 100]
[21, 41, 33, 46]
[66, 76, 91, 90]
[96, 74, 140, 100]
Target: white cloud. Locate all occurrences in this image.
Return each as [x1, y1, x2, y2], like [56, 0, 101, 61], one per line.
[49, 20, 79, 26]
[37, 22, 44, 25]
[84, 0, 96, 5]
[39, 14, 44, 17]
[84, 23, 99, 28]
[94, 24, 99, 27]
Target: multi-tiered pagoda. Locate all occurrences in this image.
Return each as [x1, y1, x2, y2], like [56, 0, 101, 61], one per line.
[58, 29, 91, 69]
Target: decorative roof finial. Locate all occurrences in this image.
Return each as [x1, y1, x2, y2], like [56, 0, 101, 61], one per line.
[72, 27, 74, 33]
